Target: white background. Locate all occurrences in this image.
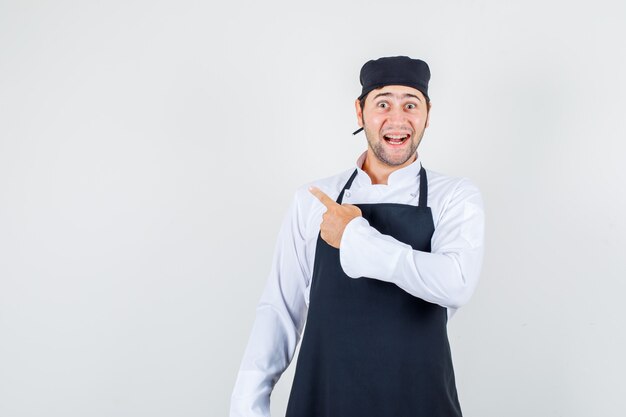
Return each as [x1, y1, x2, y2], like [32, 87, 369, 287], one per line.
[1, 1, 625, 416]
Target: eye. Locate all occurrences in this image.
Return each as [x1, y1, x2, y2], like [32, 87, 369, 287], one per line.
[405, 103, 417, 109]
[377, 102, 388, 109]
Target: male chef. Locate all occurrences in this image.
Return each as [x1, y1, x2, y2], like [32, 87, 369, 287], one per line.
[230, 55, 485, 417]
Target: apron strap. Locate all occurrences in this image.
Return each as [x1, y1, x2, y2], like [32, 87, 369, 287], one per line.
[336, 169, 358, 204]
[418, 166, 428, 207]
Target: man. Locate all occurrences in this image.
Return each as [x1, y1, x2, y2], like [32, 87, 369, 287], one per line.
[230, 56, 485, 417]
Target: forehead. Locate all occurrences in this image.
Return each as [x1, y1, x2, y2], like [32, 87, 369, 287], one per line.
[366, 85, 425, 102]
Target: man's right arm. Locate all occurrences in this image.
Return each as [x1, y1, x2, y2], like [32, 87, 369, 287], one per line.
[230, 190, 310, 417]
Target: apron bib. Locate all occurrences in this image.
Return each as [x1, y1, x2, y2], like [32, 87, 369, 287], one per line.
[285, 167, 462, 417]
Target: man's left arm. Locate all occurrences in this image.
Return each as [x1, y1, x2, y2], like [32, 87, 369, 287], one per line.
[339, 178, 485, 309]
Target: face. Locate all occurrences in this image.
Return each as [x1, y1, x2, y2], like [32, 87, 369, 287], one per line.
[355, 85, 430, 167]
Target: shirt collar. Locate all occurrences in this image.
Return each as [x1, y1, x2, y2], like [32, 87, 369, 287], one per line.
[354, 150, 422, 188]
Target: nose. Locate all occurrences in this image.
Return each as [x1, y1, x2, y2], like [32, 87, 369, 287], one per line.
[386, 106, 409, 126]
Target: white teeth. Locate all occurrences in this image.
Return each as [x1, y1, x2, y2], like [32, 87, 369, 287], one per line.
[385, 134, 408, 139]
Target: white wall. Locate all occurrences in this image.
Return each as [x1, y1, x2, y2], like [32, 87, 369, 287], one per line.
[1, 1, 625, 416]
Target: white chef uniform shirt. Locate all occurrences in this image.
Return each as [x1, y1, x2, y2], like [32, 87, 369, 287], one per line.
[230, 150, 485, 417]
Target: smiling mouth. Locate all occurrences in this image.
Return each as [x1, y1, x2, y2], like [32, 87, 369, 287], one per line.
[383, 133, 410, 145]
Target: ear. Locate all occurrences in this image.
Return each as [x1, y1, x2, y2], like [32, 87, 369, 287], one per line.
[425, 102, 432, 128]
[355, 99, 363, 127]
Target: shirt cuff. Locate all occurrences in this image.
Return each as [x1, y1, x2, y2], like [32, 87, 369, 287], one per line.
[339, 216, 405, 280]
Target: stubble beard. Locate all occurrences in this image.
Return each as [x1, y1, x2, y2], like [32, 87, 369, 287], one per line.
[363, 125, 425, 167]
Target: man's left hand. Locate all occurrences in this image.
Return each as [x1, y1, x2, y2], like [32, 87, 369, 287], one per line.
[309, 186, 362, 249]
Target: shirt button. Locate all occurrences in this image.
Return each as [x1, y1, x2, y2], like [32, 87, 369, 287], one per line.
[345, 191, 351, 198]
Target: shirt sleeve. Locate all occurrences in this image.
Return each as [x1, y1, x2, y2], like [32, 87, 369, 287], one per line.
[230, 190, 309, 417]
[339, 178, 485, 310]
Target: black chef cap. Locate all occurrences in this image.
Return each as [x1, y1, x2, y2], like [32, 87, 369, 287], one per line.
[353, 56, 431, 135]
[358, 55, 431, 102]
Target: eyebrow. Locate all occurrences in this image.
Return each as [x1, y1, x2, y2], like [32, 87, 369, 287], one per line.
[372, 92, 422, 102]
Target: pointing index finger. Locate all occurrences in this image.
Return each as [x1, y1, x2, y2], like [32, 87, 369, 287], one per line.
[309, 186, 338, 208]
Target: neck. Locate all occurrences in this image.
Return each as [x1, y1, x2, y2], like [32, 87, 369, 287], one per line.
[362, 149, 417, 185]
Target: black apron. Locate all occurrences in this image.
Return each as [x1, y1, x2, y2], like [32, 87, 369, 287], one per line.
[285, 166, 463, 417]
